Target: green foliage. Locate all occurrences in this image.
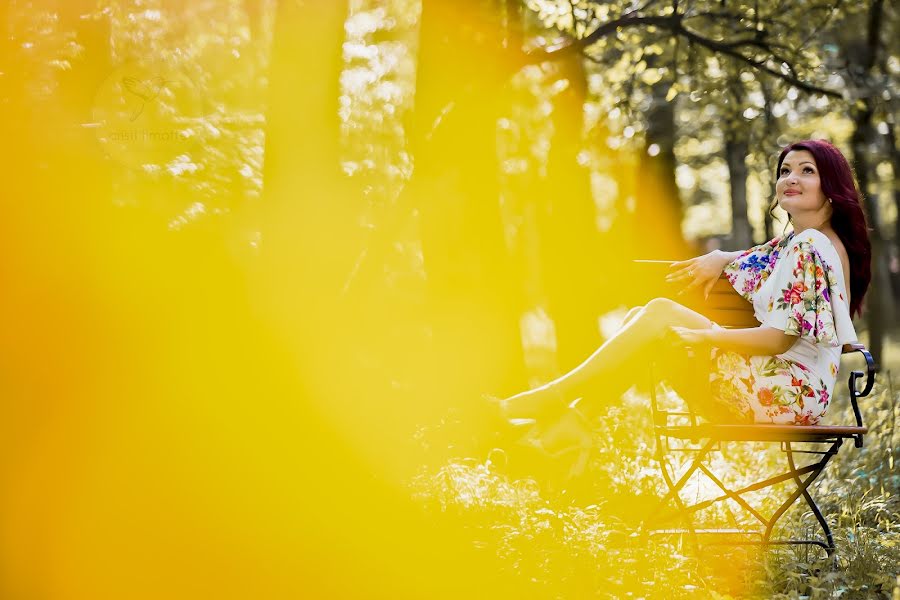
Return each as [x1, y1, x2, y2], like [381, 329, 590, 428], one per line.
[411, 370, 900, 598]
[99, 0, 270, 227]
[6, 0, 273, 227]
[511, 0, 900, 249]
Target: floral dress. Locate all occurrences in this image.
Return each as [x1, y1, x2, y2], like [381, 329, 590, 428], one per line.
[705, 229, 858, 425]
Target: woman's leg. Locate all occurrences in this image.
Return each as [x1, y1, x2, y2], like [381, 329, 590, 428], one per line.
[621, 305, 643, 326]
[502, 298, 713, 418]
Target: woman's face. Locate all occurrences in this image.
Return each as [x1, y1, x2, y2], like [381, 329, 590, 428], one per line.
[776, 149, 830, 217]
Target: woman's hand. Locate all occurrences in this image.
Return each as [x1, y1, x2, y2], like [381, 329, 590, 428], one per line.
[669, 326, 712, 348]
[666, 250, 733, 299]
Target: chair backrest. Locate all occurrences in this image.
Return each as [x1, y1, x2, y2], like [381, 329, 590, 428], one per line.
[701, 276, 759, 328]
[630, 260, 757, 328]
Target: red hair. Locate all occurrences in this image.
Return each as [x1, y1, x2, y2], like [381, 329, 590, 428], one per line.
[776, 140, 871, 317]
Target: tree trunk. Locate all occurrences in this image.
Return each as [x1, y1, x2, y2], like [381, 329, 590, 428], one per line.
[639, 80, 690, 258]
[886, 123, 900, 298]
[852, 106, 888, 367]
[259, 4, 528, 595]
[408, 0, 527, 407]
[847, 0, 888, 366]
[58, 1, 111, 123]
[725, 134, 752, 250]
[537, 54, 604, 373]
[261, 0, 363, 315]
[723, 77, 753, 251]
[760, 83, 777, 244]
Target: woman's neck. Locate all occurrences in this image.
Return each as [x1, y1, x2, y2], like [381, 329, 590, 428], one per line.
[792, 215, 833, 236]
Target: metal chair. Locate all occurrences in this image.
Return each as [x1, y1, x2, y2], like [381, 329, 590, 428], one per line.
[634, 264, 877, 555]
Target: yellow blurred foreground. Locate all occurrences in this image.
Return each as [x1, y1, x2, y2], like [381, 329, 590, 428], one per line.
[0, 1, 700, 598]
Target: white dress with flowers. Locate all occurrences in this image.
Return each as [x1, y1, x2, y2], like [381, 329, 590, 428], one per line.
[706, 229, 858, 425]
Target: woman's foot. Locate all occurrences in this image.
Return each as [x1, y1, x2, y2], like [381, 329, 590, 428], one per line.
[520, 405, 594, 490]
[496, 383, 568, 422]
[523, 404, 592, 457]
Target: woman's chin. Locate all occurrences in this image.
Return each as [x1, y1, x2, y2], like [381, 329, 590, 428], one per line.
[778, 198, 807, 215]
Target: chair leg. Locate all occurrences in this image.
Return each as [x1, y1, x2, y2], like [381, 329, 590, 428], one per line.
[647, 436, 843, 555]
[697, 462, 768, 525]
[763, 440, 840, 553]
[647, 437, 718, 551]
[784, 441, 841, 554]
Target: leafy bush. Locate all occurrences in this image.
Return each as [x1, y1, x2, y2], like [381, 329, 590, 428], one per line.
[411, 372, 900, 598]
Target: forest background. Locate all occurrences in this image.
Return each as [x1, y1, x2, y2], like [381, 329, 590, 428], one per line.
[1, 1, 899, 598]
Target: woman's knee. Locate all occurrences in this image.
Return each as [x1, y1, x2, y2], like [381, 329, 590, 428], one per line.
[643, 297, 681, 320]
[622, 306, 644, 326]
[643, 297, 712, 329]
[619, 299, 676, 339]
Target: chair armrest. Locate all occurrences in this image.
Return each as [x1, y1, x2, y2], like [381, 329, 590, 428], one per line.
[842, 344, 876, 398]
[840, 344, 877, 448]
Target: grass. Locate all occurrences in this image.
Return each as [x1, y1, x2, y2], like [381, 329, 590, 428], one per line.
[410, 361, 900, 598]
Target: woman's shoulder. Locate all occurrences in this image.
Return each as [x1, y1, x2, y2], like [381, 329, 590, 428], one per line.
[784, 228, 838, 254]
[779, 229, 851, 297]
[732, 235, 789, 264]
[765, 228, 857, 346]
[783, 229, 846, 271]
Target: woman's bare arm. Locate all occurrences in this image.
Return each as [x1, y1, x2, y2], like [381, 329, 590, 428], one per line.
[675, 325, 798, 356]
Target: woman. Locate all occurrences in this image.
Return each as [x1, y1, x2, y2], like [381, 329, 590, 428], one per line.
[500, 140, 871, 456]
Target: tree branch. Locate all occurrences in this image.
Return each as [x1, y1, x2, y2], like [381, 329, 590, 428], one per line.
[674, 24, 840, 97]
[532, 10, 677, 57]
[524, 3, 843, 98]
[797, 0, 843, 50]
